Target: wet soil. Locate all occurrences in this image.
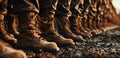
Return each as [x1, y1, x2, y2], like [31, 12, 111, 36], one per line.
[25, 27, 120, 58]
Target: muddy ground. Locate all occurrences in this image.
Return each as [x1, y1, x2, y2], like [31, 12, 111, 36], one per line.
[25, 27, 120, 58]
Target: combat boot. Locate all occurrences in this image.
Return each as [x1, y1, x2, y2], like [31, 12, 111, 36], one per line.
[0, 45, 27, 58]
[0, 40, 27, 58]
[39, 14, 74, 46]
[0, 15, 17, 44]
[13, 12, 59, 51]
[86, 15, 99, 35]
[79, 15, 93, 37]
[16, 35, 59, 51]
[92, 19, 103, 35]
[55, 16, 84, 41]
[96, 14, 104, 30]
[71, 16, 92, 38]
[78, 22, 90, 35]
[95, 16, 105, 33]
[39, 0, 74, 46]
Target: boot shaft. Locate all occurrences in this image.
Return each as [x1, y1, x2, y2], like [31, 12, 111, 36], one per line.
[39, 13, 56, 33]
[69, 16, 79, 28]
[56, 16, 70, 29]
[12, 12, 41, 38]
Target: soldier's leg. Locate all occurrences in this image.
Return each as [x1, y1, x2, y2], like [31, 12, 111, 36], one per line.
[78, 0, 93, 35]
[69, 0, 81, 35]
[96, 1, 105, 32]
[55, 0, 84, 41]
[79, 0, 95, 36]
[69, 0, 92, 38]
[84, 0, 101, 35]
[39, 0, 75, 46]
[8, 0, 59, 51]
[92, 0, 104, 34]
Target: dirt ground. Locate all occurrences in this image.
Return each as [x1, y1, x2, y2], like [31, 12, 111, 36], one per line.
[25, 27, 120, 58]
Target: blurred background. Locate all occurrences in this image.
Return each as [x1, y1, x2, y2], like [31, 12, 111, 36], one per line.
[112, 0, 120, 15]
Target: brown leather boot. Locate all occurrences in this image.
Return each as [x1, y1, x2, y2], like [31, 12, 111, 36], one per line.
[78, 0, 92, 35]
[39, 14, 74, 46]
[55, 16, 84, 42]
[92, 19, 103, 35]
[95, 16, 104, 34]
[16, 35, 59, 51]
[86, 0, 102, 35]
[87, 20, 99, 35]
[79, 15, 93, 37]
[87, 15, 99, 35]
[0, 45, 27, 58]
[79, 19, 92, 38]
[0, 40, 27, 58]
[69, 16, 81, 35]
[96, 15, 105, 31]
[0, 15, 17, 44]
[13, 12, 59, 51]
[69, 17, 91, 38]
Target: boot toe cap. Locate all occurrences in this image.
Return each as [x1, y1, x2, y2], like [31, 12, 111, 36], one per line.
[41, 42, 60, 52]
[57, 39, 75, 46]
[76, 36, 85, 42]
[63, 39, 75, 45]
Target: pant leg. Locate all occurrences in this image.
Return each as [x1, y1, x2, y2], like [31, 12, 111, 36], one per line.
[70, 0, 81, 17]
[39, 0, 58, 17]
[55, 0, 71, 17]
[10, 0, 39, 14]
